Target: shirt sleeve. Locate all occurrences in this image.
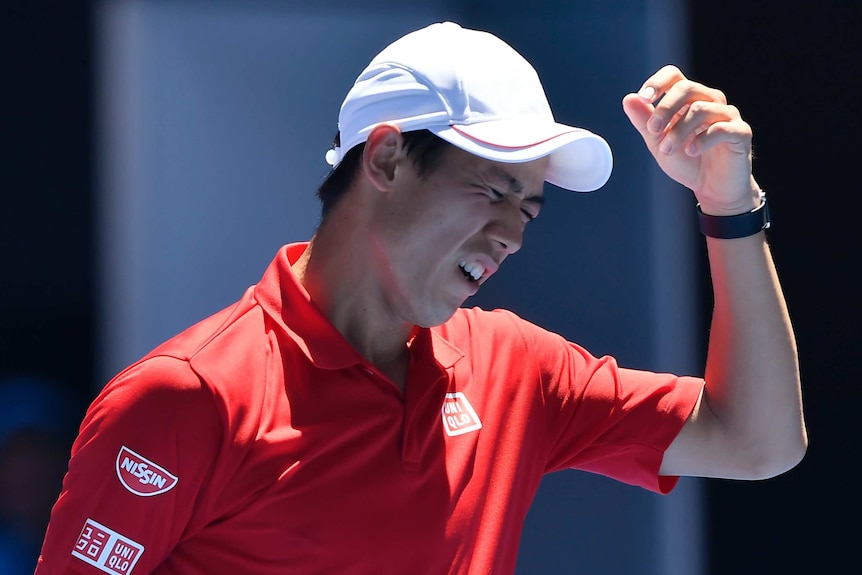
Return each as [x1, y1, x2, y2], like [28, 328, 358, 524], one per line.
[513, 313, 704, 494]
[35, 355, 225, 575]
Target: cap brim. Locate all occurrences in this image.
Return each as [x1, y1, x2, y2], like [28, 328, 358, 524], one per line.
[431, 119, 612, 192]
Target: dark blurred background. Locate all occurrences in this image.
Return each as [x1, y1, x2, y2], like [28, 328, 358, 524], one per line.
[690, 1, 861, 572]
[1, 1, 858, 573]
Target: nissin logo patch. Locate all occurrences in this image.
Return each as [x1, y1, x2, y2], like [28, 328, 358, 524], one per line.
[116, 446, 178, 497]
[441, 392, 482, 436]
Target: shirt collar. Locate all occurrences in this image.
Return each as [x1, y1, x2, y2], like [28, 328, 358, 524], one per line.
[254, 243, 463, 371]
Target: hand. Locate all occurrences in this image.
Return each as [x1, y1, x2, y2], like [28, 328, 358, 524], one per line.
[622, 65, 760, 215]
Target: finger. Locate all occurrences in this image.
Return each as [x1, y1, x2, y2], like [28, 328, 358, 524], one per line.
[623, 92, 673, 158]
[685, 119, 753, 157]
[639, 68, 729, 136]
[650, 83, 728, 134]
[635, 64, 686, 102]
[638, 65, 728, 109]
[621, 92, 654, 139]
[658, 100, 740, 155]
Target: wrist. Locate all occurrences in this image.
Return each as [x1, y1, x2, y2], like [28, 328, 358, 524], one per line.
[696, 177, 762, 216]
[697, 190, 770, 239]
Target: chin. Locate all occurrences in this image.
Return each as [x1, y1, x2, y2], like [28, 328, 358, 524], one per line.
[412, 305, 461, 328]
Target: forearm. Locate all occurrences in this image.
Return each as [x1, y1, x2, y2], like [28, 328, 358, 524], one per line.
[702, 229, 807, 478]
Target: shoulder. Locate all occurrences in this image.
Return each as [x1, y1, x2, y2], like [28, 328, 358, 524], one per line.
[87, 295, 276, 450]
[146, 288, 264, 364]
[437, 307, 588, 391]
[440, 306, 536, 339]
[439, 306, 573, 356]
[84, 355, 222, 444]
[119, 286, 274, 406]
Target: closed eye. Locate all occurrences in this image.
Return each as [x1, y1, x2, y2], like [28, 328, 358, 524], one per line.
[521, 196, 545, 223]
[488, 187, 505, 200]
[487, 186, 540, 223]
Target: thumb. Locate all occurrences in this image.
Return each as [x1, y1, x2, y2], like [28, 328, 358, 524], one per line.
[621, 92, 654, 142]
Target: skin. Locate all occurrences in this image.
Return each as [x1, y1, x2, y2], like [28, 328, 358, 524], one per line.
[623, 66, 807, 479]
[296, 64, 807, 481]
[293, 125, 547, 388]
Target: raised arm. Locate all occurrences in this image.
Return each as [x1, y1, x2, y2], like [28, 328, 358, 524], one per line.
[622, 65, 807, 480]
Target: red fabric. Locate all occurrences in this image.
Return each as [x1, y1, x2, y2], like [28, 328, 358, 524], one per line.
[36, 243, 702, 575]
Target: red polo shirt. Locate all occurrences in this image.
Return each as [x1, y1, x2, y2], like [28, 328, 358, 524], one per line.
[36, 243, 702, 575]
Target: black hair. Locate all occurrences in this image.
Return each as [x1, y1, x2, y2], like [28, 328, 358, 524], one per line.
[316, 130, 452, 219]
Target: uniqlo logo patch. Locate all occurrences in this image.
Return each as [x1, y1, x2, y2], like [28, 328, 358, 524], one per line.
[441, 392, 482, 436]
[72, 518, 144, 574]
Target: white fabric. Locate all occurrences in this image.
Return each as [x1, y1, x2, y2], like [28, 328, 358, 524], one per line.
[327, 22, 613, 192]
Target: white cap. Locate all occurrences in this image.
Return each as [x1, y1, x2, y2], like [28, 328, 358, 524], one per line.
[325, 22, 612, 192]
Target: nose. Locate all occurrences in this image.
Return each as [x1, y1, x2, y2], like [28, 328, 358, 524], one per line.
[486, 205, 524, 255]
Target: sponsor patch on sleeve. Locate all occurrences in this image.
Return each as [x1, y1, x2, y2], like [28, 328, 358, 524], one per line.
[116, 446, 178, 497]
[72, 518, 144, 575]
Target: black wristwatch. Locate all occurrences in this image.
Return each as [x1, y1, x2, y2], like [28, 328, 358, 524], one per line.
[696, 191, 771, 239]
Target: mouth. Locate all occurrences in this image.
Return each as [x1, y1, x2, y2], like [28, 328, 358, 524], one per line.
[458, 255, 501, 287]
[458, 260, 486, 283]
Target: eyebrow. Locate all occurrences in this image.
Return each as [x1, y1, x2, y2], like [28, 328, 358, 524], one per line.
[486, 166, 547, 206]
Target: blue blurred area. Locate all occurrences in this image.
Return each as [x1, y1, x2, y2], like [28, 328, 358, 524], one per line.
[0, 376, 84, 575]
[0, 377, 82, 446]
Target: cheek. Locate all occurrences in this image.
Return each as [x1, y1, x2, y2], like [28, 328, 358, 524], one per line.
[387, 189, 489, 252]
[426, 213, 482, 248]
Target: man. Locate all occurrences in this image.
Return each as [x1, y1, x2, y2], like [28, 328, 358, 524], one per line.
[36, 22, 806, 575]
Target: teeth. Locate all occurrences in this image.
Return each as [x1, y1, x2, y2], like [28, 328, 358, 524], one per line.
[459, 261, 486, 281]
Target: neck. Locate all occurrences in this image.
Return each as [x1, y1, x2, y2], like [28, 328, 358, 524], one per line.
[292, 220, 414, 383]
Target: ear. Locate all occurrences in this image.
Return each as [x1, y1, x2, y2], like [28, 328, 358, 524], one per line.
[361, 124, 405, 191]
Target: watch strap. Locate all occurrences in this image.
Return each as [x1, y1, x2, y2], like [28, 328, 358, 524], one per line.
[697, 192, 771, 239]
